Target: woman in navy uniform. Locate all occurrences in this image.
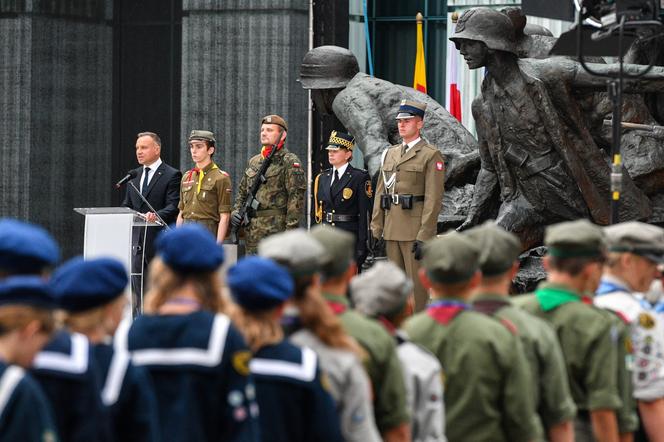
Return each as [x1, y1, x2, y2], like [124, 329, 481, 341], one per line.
[0, 276, 59, 442]
[50, 257, 159, 442]
[314, 131, 373, 268]
[227, 255, 343, 442]
[116, 224, 260, 442]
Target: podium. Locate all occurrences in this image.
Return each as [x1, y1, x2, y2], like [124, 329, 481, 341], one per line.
[74, 207, 161, 316]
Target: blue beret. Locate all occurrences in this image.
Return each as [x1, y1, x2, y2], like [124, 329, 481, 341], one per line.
[0, 218, 60, 273]
[227, 257, 294, 311]
[50, 257, 128, 312]
[0, 276, 56, 309]
[156, 224, 224, 273]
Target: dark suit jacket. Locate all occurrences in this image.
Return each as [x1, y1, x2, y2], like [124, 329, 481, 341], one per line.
[315, 164, 372, 259]
[122, 161, 181, 268]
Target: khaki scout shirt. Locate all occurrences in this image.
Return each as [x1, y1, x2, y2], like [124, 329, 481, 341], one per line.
[404, 300, 539, 442]
[371, 139, 445, 242]
[472, 294, 577, 436]
[323, 293, 410, 433]
[178, 162, 232, 222]
[517, 283, 623, 413]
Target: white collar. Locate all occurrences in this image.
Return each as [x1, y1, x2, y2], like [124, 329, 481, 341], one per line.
[333, 163, 349, 178]
[403, 137, 422, 152]
[143, 157, 162, 171]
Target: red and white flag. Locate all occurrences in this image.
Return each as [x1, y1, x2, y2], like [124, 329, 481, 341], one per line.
[446, 22, 462, 122]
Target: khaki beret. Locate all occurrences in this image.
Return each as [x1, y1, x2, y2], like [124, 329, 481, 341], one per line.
[350, 261, 412, 317]
[545, 219, 606, 258]
[422, 231, 480, 284]
[261, 114, 288, 131]
[309, 225, 355, 278]
[604, 221, 664, 263]
[463, 221, 522, 277]
[188, 130, 216, 145]
[258, 229, 329, 276]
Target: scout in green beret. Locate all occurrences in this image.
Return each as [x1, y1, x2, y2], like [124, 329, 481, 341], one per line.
[404, 231, 539, 442]
[464, 222, 576, 440]
[516, 219, 623, 442]
[177, 129, 232, 243]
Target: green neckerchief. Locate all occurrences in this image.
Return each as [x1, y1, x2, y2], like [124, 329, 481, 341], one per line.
[322, 292, 349, 307]
[535, 283, 582, 312]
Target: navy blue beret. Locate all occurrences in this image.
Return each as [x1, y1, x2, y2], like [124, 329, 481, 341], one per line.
[227, 256, 294, 311]
[50, 257, 128, 312]
[156, 224, 224, 273]
[0, 276, 56, 309]
[0, 218, 60, 273]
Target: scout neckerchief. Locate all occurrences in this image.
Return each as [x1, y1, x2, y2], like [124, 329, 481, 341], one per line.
[535, 285, 592, 312]
[186, 163, 219, 194]
[323, 293, 348, 315]
[427, 299, 471, 325]
[596, 275, 630, 296]
[260, 139, 284, 159]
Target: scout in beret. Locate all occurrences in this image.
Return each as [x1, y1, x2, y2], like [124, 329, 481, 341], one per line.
[464, 222, 577, 440]
[350, 261, 445, 441]
[308, 225, 411, 439]
[177, 129, 233, 243]
[0, 276, 59, 441]
[594, 221, 664, 438]
[313, 131, 373, 268]
[404, 231, 539, 442]
[231, 114, 306, 254]
[51, 257, 159, 442]
[0, 218, 60, 277]
[371, 98, 445, 311]
[517, 219, 624, 441]
[227, 256, 343, 442]
[116, 223, 261, 441]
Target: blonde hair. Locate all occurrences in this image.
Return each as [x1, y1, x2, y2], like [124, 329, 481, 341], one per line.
[227, 303, 283, 353]
[144, 257, 227, 314]
[0, 305, 55, 336]
[60, 295, 124, 336]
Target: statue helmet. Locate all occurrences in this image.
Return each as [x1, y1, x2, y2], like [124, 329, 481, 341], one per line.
[449, 8, 517, 55]
[299, 45, 360, 90]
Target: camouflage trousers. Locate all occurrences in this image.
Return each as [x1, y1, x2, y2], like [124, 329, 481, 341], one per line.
[244, 214, 287, 255]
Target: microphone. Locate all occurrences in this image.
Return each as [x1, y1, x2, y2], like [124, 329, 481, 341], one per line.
[115, 170, 138, 188]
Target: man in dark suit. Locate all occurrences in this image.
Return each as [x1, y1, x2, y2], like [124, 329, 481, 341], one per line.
[314, 131, 373, 269]
[122, 131, 181, 315]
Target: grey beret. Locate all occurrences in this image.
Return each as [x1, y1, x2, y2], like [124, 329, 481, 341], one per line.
[309, 225, 355, 278]
[350, 261, 412, 317]
[258, 229, 330, 276]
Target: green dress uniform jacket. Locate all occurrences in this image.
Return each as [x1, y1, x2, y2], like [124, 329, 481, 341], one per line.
[233, 147, 306, 254]
[472, 294, 577, 438]
[404, 300, 539, 442]
[323, 293, 410, 434]
[179, 162, 232, 236]
[517, 283, 623, 414]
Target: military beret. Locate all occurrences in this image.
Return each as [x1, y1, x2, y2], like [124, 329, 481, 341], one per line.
[156, 224, 224, 273]
[463, 222, 522, 277]
[0, 276, 56, 309]
[396, 99, 427, 120]
[188, 130, 216, 145]
[309, 225, 355, 278]
[326, 130, 355, 151]
[261, 115, 288, 131]
[545, 219, 606, 258]
[0, 218, 60, 274]
[350, 261, 412, 317]
[227, 256, 294, 311]
[258, 229, 329, 276]
[604, 221, 664, 263]
[50, 257, 128, 312]
[422, 231, 480, 284]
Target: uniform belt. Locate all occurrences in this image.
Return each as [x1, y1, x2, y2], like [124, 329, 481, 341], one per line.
[391, 194, 425, 205]
[255, 209, 287, 217]
[324, 213, 359, 223]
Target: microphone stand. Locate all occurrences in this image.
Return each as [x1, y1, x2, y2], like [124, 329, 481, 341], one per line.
[128, 181, 171, 230]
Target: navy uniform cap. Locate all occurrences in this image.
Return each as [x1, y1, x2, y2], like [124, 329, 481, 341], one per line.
[156, 224, 225, 273]
[0, 276, 56, 309]
[0, 218, 60, 273]
[227, 256, 294, 311]
[51, 257, 128, 312]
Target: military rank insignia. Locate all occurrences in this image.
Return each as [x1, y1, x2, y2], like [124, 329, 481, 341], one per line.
[365, 180, 373, 198]
[343, 188, 353, 199]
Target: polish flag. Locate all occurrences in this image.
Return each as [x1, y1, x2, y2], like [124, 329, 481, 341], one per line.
[446, 22, 462, 122]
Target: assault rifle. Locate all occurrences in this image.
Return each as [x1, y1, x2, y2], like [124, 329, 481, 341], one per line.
[230, 141, 281, 244]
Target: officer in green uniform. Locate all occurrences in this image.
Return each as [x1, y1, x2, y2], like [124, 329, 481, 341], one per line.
[304, 225, 411, 442]
[464, 222, 576, 441]
[516, 219, 623, 442]
[177, 130, 232, 242]
[404, 231, 538, 442]
[231, 115, 307, 254]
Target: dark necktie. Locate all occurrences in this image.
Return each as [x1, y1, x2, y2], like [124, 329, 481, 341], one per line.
[331, 169, 341, 193]
[141, 167, 151, 194]
[401, 143, 408, 157]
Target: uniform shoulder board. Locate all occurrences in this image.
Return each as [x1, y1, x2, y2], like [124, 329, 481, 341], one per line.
[499, 317, 519, 336]
[220, 170, 229, 176]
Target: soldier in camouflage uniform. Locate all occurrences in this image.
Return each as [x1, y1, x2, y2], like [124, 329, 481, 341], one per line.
[231, 115, 306, 254]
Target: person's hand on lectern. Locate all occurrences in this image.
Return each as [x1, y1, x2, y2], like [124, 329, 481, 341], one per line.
[144, 212, 157, 223]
